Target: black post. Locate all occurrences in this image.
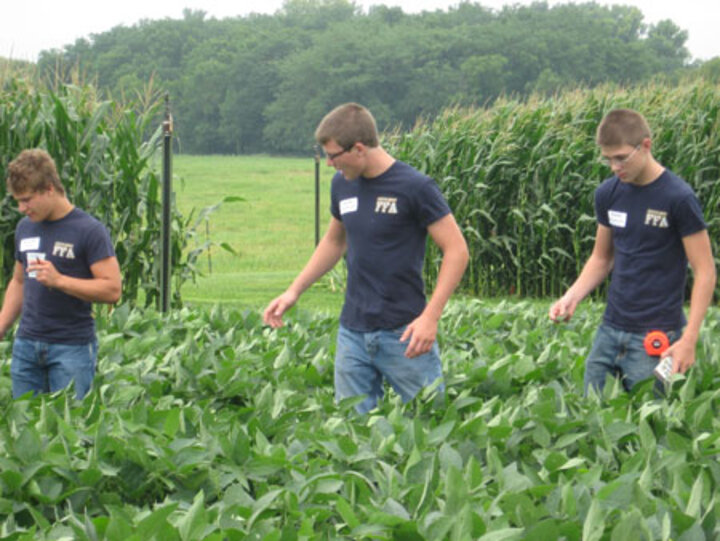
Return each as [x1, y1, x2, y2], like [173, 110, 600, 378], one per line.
[160, 94, 173, 312]
[314, 144, 321, 246]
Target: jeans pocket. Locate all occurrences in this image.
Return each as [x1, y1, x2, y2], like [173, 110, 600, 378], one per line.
[389, 325, 408, 337]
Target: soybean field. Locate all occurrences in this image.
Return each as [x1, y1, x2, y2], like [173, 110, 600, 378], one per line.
[1, 299, 719, 539]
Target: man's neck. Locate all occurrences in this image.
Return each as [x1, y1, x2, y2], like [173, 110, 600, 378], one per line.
[634, 158, 665, 186]
[46, 197, 74, 221]
[362, 147, 396, 179]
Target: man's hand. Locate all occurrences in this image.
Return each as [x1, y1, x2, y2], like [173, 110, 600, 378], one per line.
[263, 290, 300, 328]
[548, 293, 579, 322]
[665, 336, 696, 375]
[28, 259, 62, 289]
[400, 313, 438, 358]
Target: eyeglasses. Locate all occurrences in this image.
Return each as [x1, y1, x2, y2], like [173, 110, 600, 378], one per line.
[325, 144, 354, 161]
[599, 144, 641, 167]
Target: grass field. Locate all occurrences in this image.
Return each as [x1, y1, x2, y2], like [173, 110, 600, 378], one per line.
[174, 154, 345, 315]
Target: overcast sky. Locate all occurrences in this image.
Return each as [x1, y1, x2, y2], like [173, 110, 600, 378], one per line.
[2, 0, 718, 62]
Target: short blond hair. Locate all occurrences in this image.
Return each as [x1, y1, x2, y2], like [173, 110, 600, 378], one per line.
[6, 149, 65, 195]
[596, 109, 652, 147]
[315, 103, 380, 149]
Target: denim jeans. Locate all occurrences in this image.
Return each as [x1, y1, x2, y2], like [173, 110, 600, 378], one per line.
[584, 323, 680, 395]
[11, 337, 98, 399]
[335, 324, 444, 414]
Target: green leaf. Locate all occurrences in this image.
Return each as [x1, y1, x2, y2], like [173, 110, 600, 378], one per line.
[336, 497, 360, 529]
[382, 498, 411, 520]
[553, 432, 589, 449]
[444, 466, 468, 516]
[438, 443, 463, 472]
[610, 509, 652, 541]
[596, 476, 638, 510]
[137, 503, 179, 539]
[392, 521, 425, 541]
[177, 490, 208, 541]
[582, 500, 605, 541]
[15, 427, 42, 464]
[685, 475, 704, 518]
[163, 409, 181, 437]
[477, 527, 524, 540]
[428, 421, 456, 445]
[247, 489, 284, 529]
[525, 519, 560, 540]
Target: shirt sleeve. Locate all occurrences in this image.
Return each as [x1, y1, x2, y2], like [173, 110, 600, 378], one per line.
[674, 192, 707, 238]
[330, 174, 342, 221]
[594, 181, 611, 227]
[84, 221, 116, 265]
[415, 176, 451, 228]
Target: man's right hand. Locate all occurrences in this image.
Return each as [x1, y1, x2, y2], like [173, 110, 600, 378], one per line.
[548, 294, 578, 322]
[263, 290, 300, 328]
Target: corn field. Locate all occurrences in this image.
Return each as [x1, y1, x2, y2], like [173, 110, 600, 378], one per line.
[0, 75, 207, 307]
[390, 79, 720, 300]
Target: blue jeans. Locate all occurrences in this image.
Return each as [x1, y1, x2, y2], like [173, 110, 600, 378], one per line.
[11, 338, 98, 399]
[335, 324, 444, 414]
[584, 324, 680, 395]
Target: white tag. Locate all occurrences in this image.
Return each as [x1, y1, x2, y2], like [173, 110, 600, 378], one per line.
[26, 252, 46, 279]
[608, 210, 627, 228]
[340, 197, 358, 215]
[20, 237, 40, 251]
[654, 356, 673, 383]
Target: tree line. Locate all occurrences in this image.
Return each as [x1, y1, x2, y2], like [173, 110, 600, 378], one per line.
[32, 0, 697, 155]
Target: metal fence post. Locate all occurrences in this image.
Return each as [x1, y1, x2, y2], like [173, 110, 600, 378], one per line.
[160, 94, 173, 312]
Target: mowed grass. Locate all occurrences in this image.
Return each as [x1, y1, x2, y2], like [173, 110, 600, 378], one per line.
[174, 154, 345, 314]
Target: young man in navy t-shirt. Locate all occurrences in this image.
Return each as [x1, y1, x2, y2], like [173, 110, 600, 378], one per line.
[549, 109, 716, 394]
[264, 103, 469, 413]
[0, 149, 122, 399]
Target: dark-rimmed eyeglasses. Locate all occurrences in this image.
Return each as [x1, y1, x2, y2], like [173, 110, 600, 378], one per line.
[325, 144, 354, 161]
[599, 144, 641, 167]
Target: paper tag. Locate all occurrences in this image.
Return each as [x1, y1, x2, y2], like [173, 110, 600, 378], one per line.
[26, 252, 46, 279]
[654, 356, 673, 383]
[608, 210, 627, 228]
[340, 197, 358, 215]
[20, 237, 40, 251]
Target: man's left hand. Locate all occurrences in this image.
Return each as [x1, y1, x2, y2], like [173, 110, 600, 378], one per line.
[665, 337, 696, 375]
[400, 314, 438, 358]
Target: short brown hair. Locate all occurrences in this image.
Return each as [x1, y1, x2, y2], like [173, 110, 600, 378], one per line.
[596, 109, 652, 147]
[315, 103, 380, 149]
[6, 149, 65, 195]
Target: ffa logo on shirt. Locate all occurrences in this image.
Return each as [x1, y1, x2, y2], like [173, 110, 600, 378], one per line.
[645, 209, 669, 228]
[375, 197, 398, 214]
[53, 242, 76, 259]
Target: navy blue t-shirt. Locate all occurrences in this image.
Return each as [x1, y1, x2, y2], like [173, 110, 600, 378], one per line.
[330, 160, 451, 331]
[14, 208, 116, 344]
[595, 169, 706, 332]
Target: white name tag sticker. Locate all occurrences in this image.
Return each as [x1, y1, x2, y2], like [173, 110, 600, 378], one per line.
[340, 197, 358, 215]
[19, 237, 40, 251]
[608, 210, 627, 228]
